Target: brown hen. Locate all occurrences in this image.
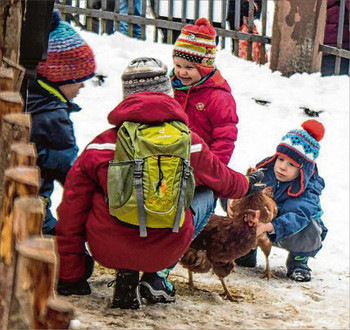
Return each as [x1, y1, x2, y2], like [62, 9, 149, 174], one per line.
[180, 187, 277, 301]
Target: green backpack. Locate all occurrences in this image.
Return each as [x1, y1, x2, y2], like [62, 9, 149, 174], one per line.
[107, 121, 195, 237]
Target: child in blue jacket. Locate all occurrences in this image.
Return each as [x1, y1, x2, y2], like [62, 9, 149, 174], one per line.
[255, 120, 327, 282]
[27, 10, 96, 234]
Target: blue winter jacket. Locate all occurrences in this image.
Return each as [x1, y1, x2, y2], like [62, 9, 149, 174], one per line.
[26, 79, 79, 232]
[257, 157, 327, 257]
[27, 79, 79, 177]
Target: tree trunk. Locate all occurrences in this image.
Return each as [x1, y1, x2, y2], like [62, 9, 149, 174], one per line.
[270, 0, 327, 76]
[0, 113, 31, 203]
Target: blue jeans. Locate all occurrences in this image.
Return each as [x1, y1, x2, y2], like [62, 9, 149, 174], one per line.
[190, 186, 215, 239]
[155, 186, 214, 277]
[119, 0, 142, 39]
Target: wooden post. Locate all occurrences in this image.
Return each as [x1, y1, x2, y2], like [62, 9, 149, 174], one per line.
[10, 237, 58, 329]
[0, 113, 31, 203]
[270, 0, 327, 76]
[0, 92, 23, 129]
[0, 167, 40, 329]
[0, 67, 15, 92]
[0, 197, 44, 330]
[0, 0, 22, 64]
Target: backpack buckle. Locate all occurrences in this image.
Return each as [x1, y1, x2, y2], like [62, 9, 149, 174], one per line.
[134, 159, 144, 178]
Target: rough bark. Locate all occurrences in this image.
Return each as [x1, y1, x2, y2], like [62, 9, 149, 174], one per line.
[0, 0, 22, 63]
[0, 197, 44, 329]
[11, 237, 58, 329]
[0, 113, 31, 203]
[9, 143, 37, 168]
[0, 66, 15, 92]
[0, 167, 40, 329]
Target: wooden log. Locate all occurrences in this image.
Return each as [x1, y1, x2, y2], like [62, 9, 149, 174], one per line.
[9, 143, 37, 168]
[270, 0, 327, 76]
[0, 66, 15, 91]
[0, 168, 40, 329]
[0, 113, 31, 201]
[0, 166, 40, 265]
[9, 237, 58, 329]
[45, 298, 75, 329]
[0, 197, 44, 329]
[0, 92, 23, 129]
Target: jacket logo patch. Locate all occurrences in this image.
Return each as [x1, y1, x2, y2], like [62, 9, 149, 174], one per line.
[196, 102, 205, 111]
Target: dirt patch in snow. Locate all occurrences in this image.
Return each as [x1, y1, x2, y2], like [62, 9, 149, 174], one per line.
[61, 260, 349, 329]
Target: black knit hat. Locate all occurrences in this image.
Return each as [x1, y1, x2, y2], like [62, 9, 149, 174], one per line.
[122, 57, 172, 98]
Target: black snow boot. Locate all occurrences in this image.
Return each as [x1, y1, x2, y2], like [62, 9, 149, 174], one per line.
[111, 269, 141, 309]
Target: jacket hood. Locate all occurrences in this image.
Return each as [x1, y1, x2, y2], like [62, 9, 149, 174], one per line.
[256, 154, 318, 197]
[27, 79, 80, 115]
[107, 92, 189, 127]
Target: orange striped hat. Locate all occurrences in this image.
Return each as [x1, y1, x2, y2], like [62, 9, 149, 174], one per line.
[173, 18, 217, 68]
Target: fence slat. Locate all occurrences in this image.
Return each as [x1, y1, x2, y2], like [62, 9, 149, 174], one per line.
[334, 0, 346, 75]
[220, 0, 227, 49]
[260, 0, 268, 65]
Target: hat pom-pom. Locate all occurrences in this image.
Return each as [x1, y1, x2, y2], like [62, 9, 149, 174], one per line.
[195, 18, 211, 27]
[51, 9, 62, 32]
[194, 17, 216, 38]
[302, 120, 325, 142]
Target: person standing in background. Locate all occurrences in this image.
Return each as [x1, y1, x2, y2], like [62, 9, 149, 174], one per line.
[321, 0, 349, 76]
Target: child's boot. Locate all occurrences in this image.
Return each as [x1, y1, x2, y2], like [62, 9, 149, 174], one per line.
[111, 269, 141, 309]
[286, 254, 312, 282]
[139, 269, 176, 304]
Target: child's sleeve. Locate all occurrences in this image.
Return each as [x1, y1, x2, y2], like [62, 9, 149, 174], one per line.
[209, 93, 238, 165]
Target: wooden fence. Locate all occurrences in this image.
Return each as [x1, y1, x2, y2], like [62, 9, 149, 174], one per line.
[55, 0, 272, 64]
[56, 0, 350, 75]
[318, 0, 350, 75]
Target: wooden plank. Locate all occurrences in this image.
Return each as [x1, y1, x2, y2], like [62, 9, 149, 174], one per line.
[220, 0, 227, 49]
[55, 4, 271, 43]
[247, 0, 255, 61]
[141, 0, 146, 40]
[233, 0, 241, 56]
[260, 0, 268, 65]
[334, 0, 346, 75]
[128, 0, 135, 37]
[166, 0, 174, 44]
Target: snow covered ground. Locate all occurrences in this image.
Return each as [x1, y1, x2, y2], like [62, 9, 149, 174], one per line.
[52, 24, 350, 329]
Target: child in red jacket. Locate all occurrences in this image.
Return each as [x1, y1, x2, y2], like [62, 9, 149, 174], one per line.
[171, 18, 238, 166]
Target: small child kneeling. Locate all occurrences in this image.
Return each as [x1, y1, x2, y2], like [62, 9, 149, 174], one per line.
[256, 120, 328, 282]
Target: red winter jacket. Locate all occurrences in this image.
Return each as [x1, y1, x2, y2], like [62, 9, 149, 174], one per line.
[173, 69, 238, 166]
[56, 92, 248, 282]
[324, 0, 349, 49]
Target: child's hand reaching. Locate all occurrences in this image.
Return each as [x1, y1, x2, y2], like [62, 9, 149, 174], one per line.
[256, 222, 274, 237]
